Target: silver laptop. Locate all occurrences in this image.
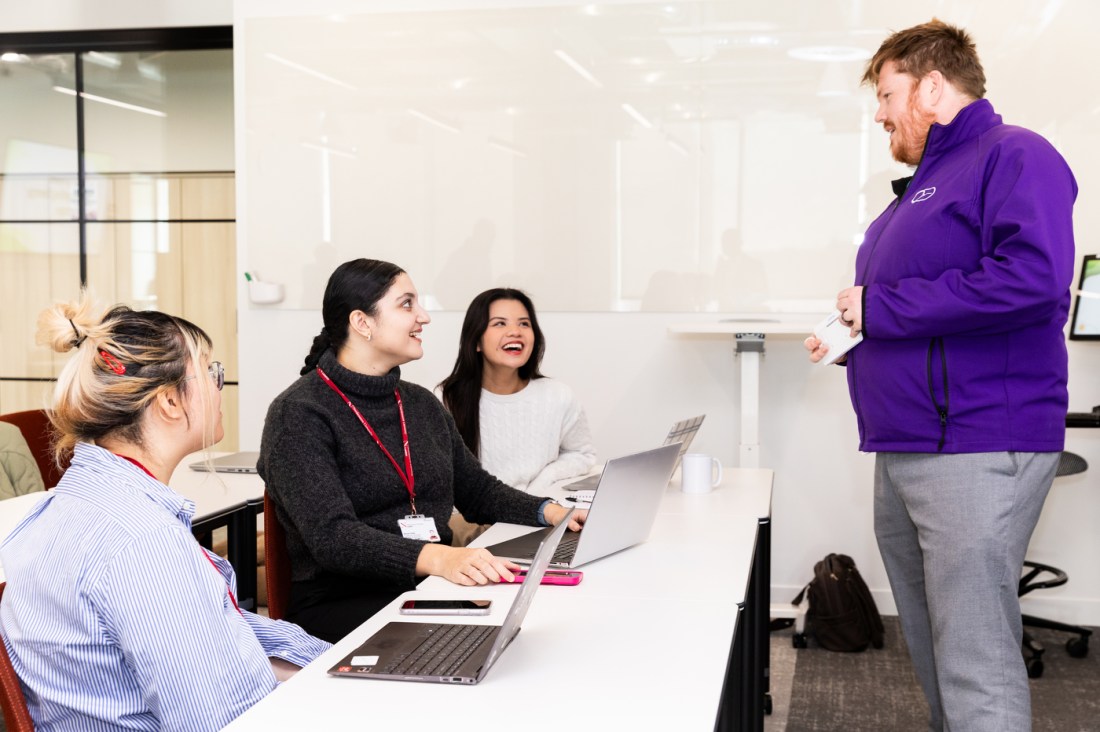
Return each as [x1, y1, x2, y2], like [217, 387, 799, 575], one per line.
[563, 414, 704, 491]
[188, 451, 260, 474]
[487, 442, 681, 569]
[327, 510, 573, 685]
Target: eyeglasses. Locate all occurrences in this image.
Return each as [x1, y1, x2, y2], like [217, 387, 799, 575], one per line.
[184, 361, 224, 391]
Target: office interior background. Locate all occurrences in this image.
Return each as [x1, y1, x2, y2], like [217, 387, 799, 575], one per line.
[2, 0, 1098, 624]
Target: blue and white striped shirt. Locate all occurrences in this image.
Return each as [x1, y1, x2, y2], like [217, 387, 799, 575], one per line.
[0, 442, 330, 731]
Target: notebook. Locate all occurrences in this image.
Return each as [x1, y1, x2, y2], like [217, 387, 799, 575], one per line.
[327, 509, 573, 685]
[563, 414, 704, 491]
[487, 442, 681, 569]
[188, 451, 260, 474]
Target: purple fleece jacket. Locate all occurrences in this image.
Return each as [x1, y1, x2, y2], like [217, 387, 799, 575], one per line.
[848, 99, 1077, 453]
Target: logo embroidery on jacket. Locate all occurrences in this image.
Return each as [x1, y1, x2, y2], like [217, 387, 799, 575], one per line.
[910, 187, 936, 203]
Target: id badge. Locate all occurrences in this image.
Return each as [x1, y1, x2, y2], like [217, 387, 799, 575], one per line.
[398, 514, 441, 542]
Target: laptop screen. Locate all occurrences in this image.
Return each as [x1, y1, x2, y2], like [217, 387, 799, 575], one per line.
[478, 510, 573, 678]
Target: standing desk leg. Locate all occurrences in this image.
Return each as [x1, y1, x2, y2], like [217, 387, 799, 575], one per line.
[735, 333, 764, 469]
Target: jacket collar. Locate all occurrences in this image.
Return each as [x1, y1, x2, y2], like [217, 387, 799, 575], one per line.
[922, 98, 1001, 160]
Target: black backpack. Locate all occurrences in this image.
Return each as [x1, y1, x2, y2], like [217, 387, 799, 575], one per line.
[793, 553, 885, 652]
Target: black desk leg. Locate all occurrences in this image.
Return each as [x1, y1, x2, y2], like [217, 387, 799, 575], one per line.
[714, 518, 771, 732]
[226, 509, 258, 611]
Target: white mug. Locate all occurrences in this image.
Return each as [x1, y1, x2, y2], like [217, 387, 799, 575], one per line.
[681, 453, 722, 493]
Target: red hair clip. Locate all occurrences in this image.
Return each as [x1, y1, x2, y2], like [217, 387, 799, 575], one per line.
[100, 350, 126, 375]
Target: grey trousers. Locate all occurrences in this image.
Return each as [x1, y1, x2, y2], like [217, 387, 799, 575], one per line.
[874, 451, 1058, 732]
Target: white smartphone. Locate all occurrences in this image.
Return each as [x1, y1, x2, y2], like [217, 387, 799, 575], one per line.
[398, 599, 492, 616]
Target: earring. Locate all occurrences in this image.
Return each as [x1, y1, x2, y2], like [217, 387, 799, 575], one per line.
[366, 331, 372, 342]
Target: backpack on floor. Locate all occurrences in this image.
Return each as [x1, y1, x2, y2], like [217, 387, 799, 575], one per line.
[793, 553, 884, 652]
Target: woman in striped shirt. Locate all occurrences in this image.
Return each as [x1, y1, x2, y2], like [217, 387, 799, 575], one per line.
[0, 294, 329, 731]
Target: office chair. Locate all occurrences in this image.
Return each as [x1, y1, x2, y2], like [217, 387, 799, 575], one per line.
[0, 584, 36, 732]
[0, 409, 69, 489]
[263, 492, 291, 620]
[1019, 450, 1093, 679]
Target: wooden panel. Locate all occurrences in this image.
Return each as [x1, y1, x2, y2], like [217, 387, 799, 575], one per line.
[179, 222, 238, 380]
[181, 174, 235, 220]
[0, 224, 81, 379]
[113, 175, 181, 222]
[0, 380, 55, 415]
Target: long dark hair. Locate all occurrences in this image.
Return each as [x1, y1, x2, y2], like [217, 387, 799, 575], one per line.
[301, 258, 405, 375]
[439, 288, 546, 456]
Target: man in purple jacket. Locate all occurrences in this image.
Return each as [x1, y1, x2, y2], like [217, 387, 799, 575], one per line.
[805, 20, 1077, 732]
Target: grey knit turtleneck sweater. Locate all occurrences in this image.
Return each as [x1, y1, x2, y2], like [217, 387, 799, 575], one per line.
[258, 349, 547, 594]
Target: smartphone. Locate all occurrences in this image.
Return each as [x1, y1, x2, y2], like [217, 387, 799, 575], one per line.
[510, 569, 583, 586]
[399, 599, 492, 616]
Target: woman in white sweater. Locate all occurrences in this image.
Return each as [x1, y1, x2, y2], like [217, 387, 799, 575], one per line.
[440, 289, 596, 542]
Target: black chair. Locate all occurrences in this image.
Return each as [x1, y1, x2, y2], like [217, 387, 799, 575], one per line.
[1020, 450, 1093, 678]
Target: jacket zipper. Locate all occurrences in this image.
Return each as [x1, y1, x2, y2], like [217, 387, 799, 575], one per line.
[926, 337, 950, 451]
[850, 191, 906, 435]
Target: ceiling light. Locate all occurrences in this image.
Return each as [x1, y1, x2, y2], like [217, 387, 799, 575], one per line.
[301, 140, 357, 159]
[85, 51, 121, 69]
[487, 137, 528, 158]
[554, 49, 603, 89]
[621, 103, 654, 130]
[1, 52, 25, 63]
[407, 108, 460, 134]
[53, 86, 165, 117]
[787, 46, 872, 63]
[265, 53, 357, 91]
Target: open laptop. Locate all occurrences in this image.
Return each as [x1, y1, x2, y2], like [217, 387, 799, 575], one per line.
[563, 414, 704, 491]
[188, 451, 260, 474]
[487, 442, 681, 569]
[327, 509, 573, 685]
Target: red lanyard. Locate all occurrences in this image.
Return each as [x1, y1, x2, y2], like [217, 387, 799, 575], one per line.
[115, 453, 243, 616]
[315, 367, 417, 514]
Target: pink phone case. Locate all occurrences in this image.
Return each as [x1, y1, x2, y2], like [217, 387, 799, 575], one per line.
[511, 570, 583, 586]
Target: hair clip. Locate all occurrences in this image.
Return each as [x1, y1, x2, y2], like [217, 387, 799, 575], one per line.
[100, 350, 127, 375]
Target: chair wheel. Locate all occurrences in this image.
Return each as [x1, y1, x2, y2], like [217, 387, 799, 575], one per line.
[1026, 657, 1044, 679]
[1066, 636, 1089, 658]
[792, 633, 808, 649]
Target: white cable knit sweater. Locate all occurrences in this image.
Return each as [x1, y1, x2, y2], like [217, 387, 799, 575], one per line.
[476, 378, 597, 493]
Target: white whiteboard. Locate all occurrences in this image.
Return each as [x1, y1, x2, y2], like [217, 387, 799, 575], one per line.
[239, 0, 1098, 313]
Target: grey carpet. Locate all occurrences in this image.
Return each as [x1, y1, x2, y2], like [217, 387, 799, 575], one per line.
[781, 616, 1100, 732]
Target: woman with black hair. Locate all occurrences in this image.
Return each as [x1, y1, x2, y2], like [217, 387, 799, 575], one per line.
[258, 260, 584, 643]
[439, 288, 595, 493]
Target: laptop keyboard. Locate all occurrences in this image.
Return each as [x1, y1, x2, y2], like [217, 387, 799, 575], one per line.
[380, 624, 496, 677]
[551, 533, 580, 563]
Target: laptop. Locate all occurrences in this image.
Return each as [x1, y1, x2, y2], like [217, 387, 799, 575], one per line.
[487, 442, 681, 569]
[563, 414, 704, 491]
[327, 509, 573, 685]
[188, 451, 260, 474]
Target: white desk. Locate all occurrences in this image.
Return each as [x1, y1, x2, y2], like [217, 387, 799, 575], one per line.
[0, 460, 266, 600]
[669, 317, 814, 468]
[169, 453, 266, 610]
[224, 469, 773, 732]
[0, 493, 49, 583]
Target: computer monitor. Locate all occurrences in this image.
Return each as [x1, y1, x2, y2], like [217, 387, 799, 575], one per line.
[1068, 254, 1100, 341]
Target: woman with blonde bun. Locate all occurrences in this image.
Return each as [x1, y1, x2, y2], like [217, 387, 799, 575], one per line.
[0, 293, 329, 732]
